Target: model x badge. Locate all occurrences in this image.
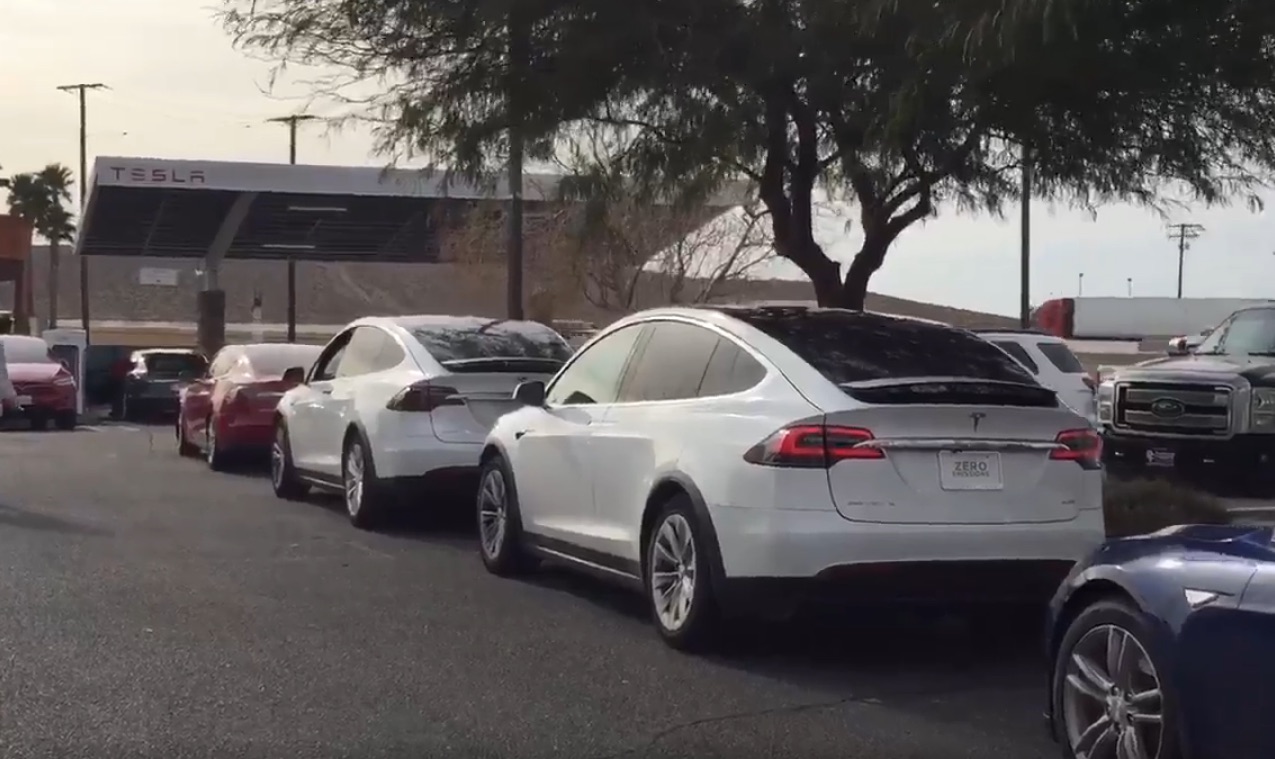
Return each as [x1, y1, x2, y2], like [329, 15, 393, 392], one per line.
[969, 412, 986, 432]
[1150, 397, 1186, 418]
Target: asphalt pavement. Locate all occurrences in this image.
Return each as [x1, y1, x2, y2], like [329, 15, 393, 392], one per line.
[0, 422, 1060, 759]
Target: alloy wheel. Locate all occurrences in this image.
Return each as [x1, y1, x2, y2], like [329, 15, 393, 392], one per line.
[270, 428, 286, 490]
[478, 468, 507, 558]
[650, 514, 697, 632]
[1061, 623, 1164, 759]
[344, 443, 365, 517]
[206, 424, 217, 465]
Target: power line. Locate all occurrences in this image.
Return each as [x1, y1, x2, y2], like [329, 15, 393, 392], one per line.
[56, 82, 108, 337]
[1166, 222, 1204, 299]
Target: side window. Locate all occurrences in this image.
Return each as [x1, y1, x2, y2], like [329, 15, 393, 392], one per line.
[993, 341, 1040, 374]
[697, 338, 767, 397]
[1216, 309, 1275, 355]
[376, 335, 406, 370]
[336, 327, 389, 378]
[618, 321, 720, 402]
[545, 324, 645, 406]
[311, 331, 352, 382]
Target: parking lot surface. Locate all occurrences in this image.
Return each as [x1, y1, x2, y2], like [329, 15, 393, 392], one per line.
[0, 424, 1058, 759]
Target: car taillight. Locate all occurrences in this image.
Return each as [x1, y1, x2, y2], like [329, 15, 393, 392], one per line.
[1050, 428, 1102, 469]
[386, 382, 462, 412]
[743, 424, 884, 468]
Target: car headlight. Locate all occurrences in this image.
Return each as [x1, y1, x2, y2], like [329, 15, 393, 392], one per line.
[1253, 388, 1275, 429]
[1096, 381, 1115, 423]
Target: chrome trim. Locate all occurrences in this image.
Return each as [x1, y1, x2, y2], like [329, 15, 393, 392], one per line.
[855, 438, 1063, 451]
[535, 546, 639, 580]
[1111, 379, 1235, 437]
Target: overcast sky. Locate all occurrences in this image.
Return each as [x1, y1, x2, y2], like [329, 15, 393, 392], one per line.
[4, 0, 1274, 317]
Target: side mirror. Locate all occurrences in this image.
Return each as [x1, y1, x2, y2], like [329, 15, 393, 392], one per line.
[1166, 337, 1190, 356]
[513, 380, 546, 407]
[282, 366, 306, 384]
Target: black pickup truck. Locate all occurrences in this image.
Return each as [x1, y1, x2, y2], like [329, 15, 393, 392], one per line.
[1098, 304, 1275, 492]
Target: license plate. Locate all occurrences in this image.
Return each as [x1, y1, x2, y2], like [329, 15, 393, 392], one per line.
[938, 451, 1004, 491]
[1145, 448, 1176, 468]
[15, 395, 32, 407]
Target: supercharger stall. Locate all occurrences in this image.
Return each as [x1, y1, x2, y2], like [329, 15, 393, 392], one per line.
[43, 327, 87, 415]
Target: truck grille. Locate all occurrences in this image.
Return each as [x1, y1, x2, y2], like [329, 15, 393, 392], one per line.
[1114, 382, 1231, 436]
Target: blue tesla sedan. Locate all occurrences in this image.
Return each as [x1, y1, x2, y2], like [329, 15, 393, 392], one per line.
[1045, 523, 1275, 759]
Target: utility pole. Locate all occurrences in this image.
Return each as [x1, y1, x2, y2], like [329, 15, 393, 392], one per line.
[267, 114, 318, 342]
[1078, 272, 1084, 296]
[506, 10, 528, 321]
[1018, 144, 1031, 328]
[1167, 222, 1204, 299]
[57, 82, 107, 341]
[1127, 277, 1133, 297]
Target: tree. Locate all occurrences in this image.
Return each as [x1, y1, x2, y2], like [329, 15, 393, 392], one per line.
[4, 165, 75, 328]
[222, 0, 1275, 309]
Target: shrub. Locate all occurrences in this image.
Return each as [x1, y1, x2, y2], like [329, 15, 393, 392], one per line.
[1103, 476, 1232, 538]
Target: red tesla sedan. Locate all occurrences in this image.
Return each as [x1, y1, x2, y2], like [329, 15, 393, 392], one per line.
[177, 342, 323, 470]
[0, 335, 78, 430]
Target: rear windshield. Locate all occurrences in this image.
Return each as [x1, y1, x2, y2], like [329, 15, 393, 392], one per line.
[411, 321, 572, 364]
[992, 341, 1040, 374]
[144, 353, 207, 376]
[244, 344, 323, 377]
[1, 338, 51, 364]
[1036, 342, 1086, 373]
[720, 307, 1034, 385]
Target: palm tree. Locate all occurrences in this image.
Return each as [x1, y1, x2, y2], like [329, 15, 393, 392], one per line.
[5, 164, 75, 329]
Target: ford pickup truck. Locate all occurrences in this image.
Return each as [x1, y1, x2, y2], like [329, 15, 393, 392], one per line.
[1099, 304, 1275, 493]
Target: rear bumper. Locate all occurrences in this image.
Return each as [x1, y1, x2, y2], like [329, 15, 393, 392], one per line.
[709, 505, 1104, 609]
[376, 438, 483, 480]
[4, 401, 75, 418]
[383, 466, 481, 503]
[124, 394, 181, 416]
[219, 420, 274, 451]
[719, 560, 1077, 618]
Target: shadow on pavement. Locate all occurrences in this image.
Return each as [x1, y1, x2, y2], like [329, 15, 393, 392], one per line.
[0, 501, 111, 536]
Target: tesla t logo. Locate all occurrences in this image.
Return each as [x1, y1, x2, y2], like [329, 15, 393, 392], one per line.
[969, 412, 986, 432]
[108, 167, 207, 185]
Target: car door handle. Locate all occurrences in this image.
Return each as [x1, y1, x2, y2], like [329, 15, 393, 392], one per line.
[515, 430, 527, 439]
[318, 388, 332, 395]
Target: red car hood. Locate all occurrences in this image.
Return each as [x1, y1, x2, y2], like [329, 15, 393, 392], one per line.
[7, 362, 66, 383]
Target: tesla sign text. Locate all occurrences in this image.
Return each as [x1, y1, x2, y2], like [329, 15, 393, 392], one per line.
[107, 167, 207, 185]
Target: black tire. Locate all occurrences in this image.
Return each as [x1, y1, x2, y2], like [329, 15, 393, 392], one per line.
[28, 414, 49, 431]
[643, 493, 722, 651]
[476, 454, 538, 576]
[270, 421, 310, 500]
[176, 418, 199, 457]
[54, 410, 77, 430]
[342, 431, 390, 530]
[1051, 598, 1181, 759]
[205, 419, 231, 472]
